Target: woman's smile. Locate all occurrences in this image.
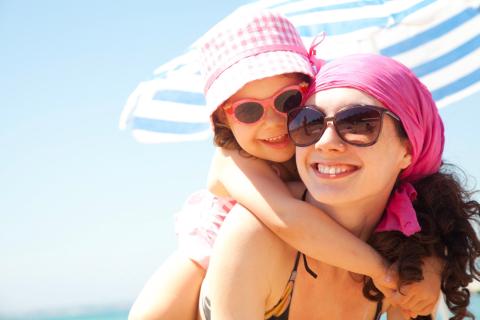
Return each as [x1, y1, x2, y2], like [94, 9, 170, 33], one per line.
[311, 162, 359, 179]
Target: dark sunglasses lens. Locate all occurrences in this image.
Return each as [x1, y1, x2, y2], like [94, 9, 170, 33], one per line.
[274, 89, 303, 113]
[235, 102, 264, 124]
[335, 107, 382, 145]
[288, 107, 325, 146]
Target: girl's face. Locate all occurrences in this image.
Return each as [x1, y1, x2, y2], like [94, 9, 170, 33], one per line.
[296, 87, 412, 208]
[223, 75, 300, 163]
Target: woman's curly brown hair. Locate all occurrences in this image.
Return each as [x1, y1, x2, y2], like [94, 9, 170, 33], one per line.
[363, 164, 480, 320]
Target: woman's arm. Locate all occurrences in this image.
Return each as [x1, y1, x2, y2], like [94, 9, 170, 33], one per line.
[208, 147, 390, 282]
[201, 204, 282, 320]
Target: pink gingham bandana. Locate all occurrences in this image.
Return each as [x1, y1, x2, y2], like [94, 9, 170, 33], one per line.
[308, 53, 445, 236]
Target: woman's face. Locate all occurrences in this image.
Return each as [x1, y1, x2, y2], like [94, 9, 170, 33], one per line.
[296, 87, 412, 207]
[223, 75, 300, 163]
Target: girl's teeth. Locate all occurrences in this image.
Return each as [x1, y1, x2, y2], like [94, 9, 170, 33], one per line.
[265, 135, 285, 142]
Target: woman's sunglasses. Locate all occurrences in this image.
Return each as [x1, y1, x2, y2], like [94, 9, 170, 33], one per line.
[223, 83, 308, 125]
[287, 104, 401, 147]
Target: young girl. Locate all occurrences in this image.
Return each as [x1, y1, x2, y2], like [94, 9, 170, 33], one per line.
[129, 9, 441, 320]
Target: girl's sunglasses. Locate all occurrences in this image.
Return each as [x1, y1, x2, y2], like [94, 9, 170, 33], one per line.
[224, 83, 307, 125]
[287, 104, 401, 147]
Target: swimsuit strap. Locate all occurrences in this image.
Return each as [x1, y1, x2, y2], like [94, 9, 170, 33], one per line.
[302, 254, 318, 279]
[264, 252, 302, 320]
[290, 251, 301, 280]
[374, 300, 383, 320]
[301, 189, 308, 201]
[300, 189, 318, 279]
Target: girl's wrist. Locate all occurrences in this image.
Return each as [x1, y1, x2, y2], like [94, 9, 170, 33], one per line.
[368, 255, 390, 281]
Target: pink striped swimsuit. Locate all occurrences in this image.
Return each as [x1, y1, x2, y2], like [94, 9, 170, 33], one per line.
[175, 189, 237, 269]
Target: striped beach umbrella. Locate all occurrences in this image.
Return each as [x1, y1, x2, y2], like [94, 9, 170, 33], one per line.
[119, 0, 480, 143]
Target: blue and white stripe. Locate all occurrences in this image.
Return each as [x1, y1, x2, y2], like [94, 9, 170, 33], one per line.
[119, 0, 480, 143]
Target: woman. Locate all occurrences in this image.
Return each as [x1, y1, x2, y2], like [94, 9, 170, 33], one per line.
[199, 53, 480, 319]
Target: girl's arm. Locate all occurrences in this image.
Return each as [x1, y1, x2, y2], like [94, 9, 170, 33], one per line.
[386, 307, 411, 320]
[388, 256, 443, 318]
[129, 189, 224, 320]
[386, 287, 440, 320]
[128, 251, 205, 320]
[208, 147, 390, 283]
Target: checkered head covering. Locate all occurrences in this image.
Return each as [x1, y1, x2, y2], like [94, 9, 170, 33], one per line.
[198, 8, 315, 115]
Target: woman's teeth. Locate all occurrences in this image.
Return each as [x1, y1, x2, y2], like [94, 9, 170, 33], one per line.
[315, 164, 355, 175]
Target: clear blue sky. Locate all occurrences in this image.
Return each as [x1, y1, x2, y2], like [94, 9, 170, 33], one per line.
[1, 0, 479, 316]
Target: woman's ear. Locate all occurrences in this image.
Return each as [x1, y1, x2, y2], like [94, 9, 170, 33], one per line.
[400, 140, 413, 170]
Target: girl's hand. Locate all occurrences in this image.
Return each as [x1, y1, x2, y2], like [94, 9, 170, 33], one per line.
[390, 256, 443, 317]
[371, 260, 399, 296]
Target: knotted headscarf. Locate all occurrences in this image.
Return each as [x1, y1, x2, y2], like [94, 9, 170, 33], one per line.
[306, 53, 445, 236]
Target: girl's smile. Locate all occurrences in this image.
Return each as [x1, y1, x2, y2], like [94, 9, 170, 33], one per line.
[259, 133, 291, 149]
[224, 75, 303, 162]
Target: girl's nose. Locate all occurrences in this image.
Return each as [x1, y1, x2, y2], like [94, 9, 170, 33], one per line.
[263, 104, 286, 125]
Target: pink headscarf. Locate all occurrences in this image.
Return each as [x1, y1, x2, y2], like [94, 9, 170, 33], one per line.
[307, 54, 445, 236]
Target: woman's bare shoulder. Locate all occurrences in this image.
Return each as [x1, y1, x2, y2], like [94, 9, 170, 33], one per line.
[220, 204, 286, 247]
[207, 204, 296, 310]
[211, 203, 294, 271]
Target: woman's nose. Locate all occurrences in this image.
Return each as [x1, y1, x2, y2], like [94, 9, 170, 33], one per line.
[314, 121, 346, 152]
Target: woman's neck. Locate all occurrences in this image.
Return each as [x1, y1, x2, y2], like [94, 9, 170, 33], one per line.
[268, 156, 299, 182]
[305, 191, 390, 241]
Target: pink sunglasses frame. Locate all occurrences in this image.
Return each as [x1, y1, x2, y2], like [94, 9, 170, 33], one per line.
[223, 82, 309, 125]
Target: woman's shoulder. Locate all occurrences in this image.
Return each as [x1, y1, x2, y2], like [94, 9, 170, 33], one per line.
[218, 204, 290, 251]
[210, 203, 296, 277]
[206, 204, 297, 311]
